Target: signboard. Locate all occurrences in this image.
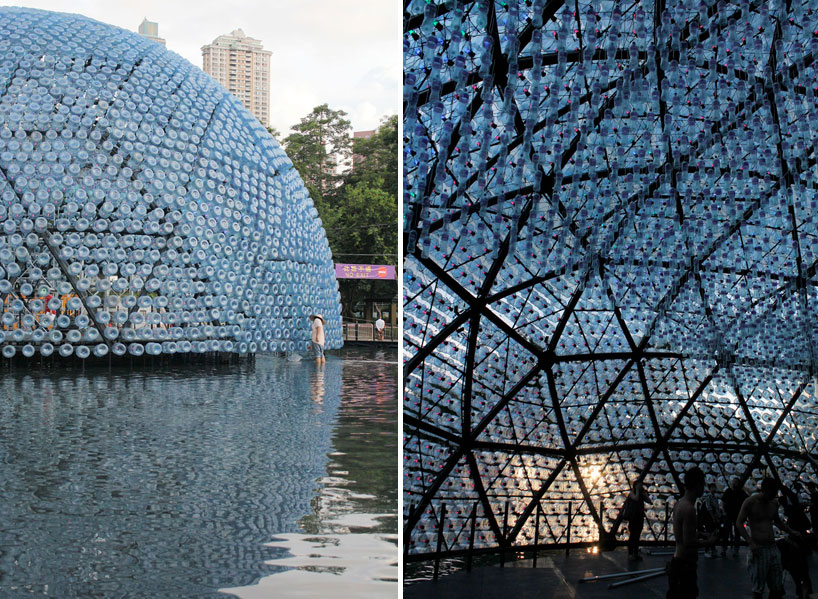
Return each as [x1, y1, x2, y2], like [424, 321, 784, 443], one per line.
[335, 263, 396, 280]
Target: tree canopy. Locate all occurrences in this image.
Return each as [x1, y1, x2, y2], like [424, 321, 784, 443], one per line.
[283, 104, 351, 210]
[346, 115, 398, 198]
[281, 110, 397, 320]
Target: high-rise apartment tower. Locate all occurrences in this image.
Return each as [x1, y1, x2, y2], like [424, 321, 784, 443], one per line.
[137, 18, 165, 46]
[202, 29, 271, 127]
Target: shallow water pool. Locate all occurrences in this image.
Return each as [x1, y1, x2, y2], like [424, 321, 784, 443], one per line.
[0, 345, 397, 598]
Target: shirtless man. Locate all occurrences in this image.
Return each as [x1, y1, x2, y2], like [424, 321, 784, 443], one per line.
[667, 467, 717, 599]
[737, 477, 799, 599]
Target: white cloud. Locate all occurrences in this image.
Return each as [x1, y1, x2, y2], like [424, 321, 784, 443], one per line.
[348, 101, 380, 133]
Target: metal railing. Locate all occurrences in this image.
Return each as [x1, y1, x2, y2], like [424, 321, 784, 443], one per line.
[405, 497, 678, 580]
[342, 322, 398, 342]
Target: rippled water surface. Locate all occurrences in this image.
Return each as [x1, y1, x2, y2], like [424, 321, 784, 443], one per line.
[0, 346, 397, 598]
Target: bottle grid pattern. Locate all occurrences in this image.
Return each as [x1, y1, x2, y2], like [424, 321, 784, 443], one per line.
[404, 0, 818, 556]
[0, 8, 342, 361]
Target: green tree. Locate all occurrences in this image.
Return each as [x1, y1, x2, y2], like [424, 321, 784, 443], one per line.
[283, 104, 351, 209]
[328, 179, 396, 264]
[329, 180, 398, 320]
[345, 114, 398, 197]
[282, 109, 397, 322]
[321, 116, 398, 319]
[266, 125, 282, 139]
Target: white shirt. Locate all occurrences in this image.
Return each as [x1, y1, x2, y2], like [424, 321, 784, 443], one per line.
[311, 318, 325, 345]
[375, 318, 385, 331]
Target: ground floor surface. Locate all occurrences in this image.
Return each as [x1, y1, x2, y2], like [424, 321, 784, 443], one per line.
[405, 545, 817, 599]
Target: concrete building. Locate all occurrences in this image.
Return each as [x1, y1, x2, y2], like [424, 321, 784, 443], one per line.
[353, 130, 375, 141]
[137, 18, 165, 46]
[202, 29, 271, 127]
[352, 129, 375, 169]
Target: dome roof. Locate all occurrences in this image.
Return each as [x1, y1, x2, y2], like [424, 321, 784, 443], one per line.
[404, 0, 818, 557]
[0, 7, 341, 360]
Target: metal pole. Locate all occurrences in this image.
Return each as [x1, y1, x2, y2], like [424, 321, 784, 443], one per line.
[466, 502, 477, 572]
[579, 567, 665, 583]
[566, 501, 572, 557]
[599, 499, 605, 539]
[608, 570, 666, 589]
[404, 503, 413, 577]
[433, 503, 447, 580]
[665, 501, 670, 544]
[500, 501, 509, 567]
[533, 502, 540, 568]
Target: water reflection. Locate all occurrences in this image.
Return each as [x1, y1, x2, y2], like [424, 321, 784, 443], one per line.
[0, 346, 396, 598]
[222, 533, 397, 598]
[224, 346, 399, 598]
[310, 365, 326, 406]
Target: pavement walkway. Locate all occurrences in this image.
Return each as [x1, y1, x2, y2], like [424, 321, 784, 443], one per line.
[405, 546, 817, 599]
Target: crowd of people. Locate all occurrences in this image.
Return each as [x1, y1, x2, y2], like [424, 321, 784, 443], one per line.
[623, 473, 818, 598]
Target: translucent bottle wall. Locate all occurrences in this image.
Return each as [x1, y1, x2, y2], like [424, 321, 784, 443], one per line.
[404, 0, 818, 557]
[0, 8, 342, 360]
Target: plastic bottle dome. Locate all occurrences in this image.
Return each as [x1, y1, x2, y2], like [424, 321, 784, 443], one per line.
[0, 7, 342, 359]
[404, 0, 818, 557]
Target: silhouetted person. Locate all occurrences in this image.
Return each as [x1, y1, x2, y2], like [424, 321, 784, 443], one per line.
[667, 467, 717, 599]
[624, 480, 650, 560]
[723, 477, 749, 555]
[777, 532, 812, 599]
[698, 482, 725, 557]
[737, 477, 800, 599]
[780, 482, 811, 534]
[808, 482, 818, 535]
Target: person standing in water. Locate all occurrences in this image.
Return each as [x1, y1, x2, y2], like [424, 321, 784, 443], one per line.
[309, 314, 326, 364]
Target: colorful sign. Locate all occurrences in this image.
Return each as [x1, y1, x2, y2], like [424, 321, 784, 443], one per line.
[335, 264, 396, 280]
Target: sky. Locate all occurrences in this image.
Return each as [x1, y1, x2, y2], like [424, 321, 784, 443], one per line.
[4, 0, 400, 136]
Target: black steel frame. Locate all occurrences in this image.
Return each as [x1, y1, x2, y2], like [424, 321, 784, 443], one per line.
[403, 0, 818, 560]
